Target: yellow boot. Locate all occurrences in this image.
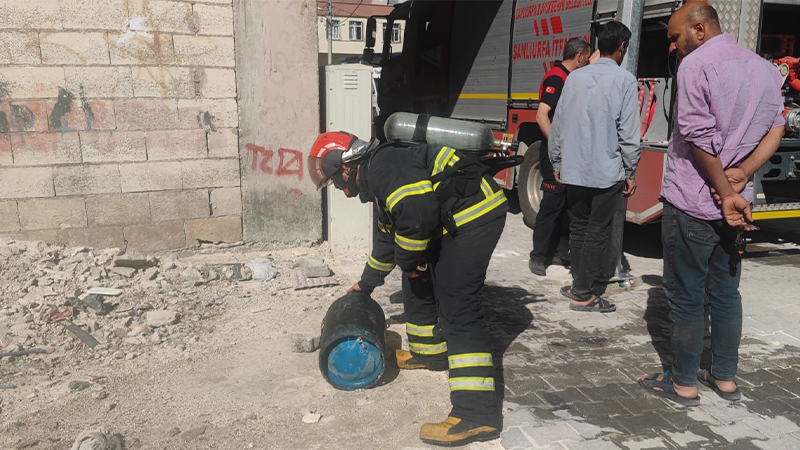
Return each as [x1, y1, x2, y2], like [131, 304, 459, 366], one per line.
[395, 350, 447, 371]
[419, 416, 500, 446]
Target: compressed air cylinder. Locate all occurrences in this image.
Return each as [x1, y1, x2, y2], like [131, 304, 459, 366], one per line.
[318, 292, 386, 390]
[384, 112, 498, 151]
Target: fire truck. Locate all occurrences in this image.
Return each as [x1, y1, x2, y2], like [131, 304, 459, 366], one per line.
[362, 0, 800, 226]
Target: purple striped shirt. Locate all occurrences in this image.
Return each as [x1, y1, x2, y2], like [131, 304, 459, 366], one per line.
[661, 34, 785, 220]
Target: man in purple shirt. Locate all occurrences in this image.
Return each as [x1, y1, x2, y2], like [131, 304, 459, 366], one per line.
[639, 2, 785, 406]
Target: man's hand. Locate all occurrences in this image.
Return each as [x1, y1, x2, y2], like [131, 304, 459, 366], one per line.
[554, 172, 562, 184]
[347, 282, 362, 293]
[623, 178, 637, 197]
[720, 193, 754, 231]
[711, 167, 749, 205]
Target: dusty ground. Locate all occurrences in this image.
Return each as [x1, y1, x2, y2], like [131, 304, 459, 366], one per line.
[2, 215, 800, 450]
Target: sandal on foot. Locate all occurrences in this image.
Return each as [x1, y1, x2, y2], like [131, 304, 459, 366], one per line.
[638, 371, 700, 407]
[560, 286, 585, 301]
[568, 295, 616, 313]
[697, 369, 741, 401]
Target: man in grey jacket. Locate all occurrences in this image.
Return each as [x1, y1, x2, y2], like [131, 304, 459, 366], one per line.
[549, 21, 641, 313]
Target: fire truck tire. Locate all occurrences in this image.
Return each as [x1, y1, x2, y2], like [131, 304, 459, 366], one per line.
[518, 141, 543, 230]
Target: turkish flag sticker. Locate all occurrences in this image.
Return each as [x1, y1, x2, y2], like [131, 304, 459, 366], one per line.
[545, 86, 556, 94]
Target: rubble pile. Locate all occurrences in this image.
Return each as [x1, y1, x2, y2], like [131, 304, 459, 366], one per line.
[0, 238, 338, 368]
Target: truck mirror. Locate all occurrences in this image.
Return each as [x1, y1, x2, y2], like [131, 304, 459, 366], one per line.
[366, 17, 377, 49]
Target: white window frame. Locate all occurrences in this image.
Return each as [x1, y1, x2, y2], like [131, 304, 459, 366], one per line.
[331, 20, 341, 41]
[392, 23, 401, 43]
[349, 21, 363, 41]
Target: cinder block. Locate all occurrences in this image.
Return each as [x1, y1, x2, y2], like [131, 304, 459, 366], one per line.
[185, 216, 242, 246]
[207, 128, 237, 158]
[128, 0, 194, 34]
[124, 220, 186, 252]
[0, 167, 54, 199]
[0, 101, 50, 133]
[11, 133, 81, 166]
[0, 32, 41, 64]
[177, 99, 238, 130]
[210, 187, 241, 217]
[114, 99, 179, 131]
[57, 226, 124, 248]
[0, 67, 64, 99]
[40, 32, 110, 65]
[54, 164, 121, 196]
[181, 159, 239, 188]
[59, 0, 128, 30]
[173, 35, 235, 68]
[18, 197, 87, 230]
[81, 131, 147, 163]
[146, 129, 207, 160]
[193, 4, 234, 36]
[0, 136, 11, 165]
[0, 229, 59, 244]
[132, 66, 195, 98]
[109, 33, 176, 66]
[199, 68, 236, 98]
[86, 193, 150, 227]
[120, 161, 182, 192]
[49, 98, 116, 132]
[0, 201, 19, 232]
[150, 189, 209, 221]
[65, 67, 134, 99]
[0, 0, 62, 29]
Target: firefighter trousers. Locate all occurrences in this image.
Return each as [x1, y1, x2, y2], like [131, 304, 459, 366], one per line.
[402, 215, 506, 429]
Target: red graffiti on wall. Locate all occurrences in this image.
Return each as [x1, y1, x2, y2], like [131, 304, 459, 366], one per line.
[246, 143, 303, 181]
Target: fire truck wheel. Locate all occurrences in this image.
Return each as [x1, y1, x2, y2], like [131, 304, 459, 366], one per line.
[518, 141, 543, 230]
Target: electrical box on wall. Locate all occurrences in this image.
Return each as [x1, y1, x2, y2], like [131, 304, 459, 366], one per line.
[325, 64, 375, 254]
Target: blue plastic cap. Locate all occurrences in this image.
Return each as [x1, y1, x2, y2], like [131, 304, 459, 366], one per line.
[326, 337, 383, 390]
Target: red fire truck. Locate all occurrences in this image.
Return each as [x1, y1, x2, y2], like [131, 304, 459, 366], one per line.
[363, 0, 800, 226]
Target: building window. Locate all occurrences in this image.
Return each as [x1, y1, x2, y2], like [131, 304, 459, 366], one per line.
[349, 21, 363, 41]
[331, 20, 340, 40]
[392, 23, 401, 43]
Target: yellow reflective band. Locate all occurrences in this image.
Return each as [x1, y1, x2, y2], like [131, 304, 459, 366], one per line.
[433, 147, 456, 176]
[449, 377, 495, 392]
[386, 180, 434, 213]
[395, 234, 430, 251]
[441, 190, 507, 236]
[409, 341, 448, 355]
[377, 221, 391, 234]
[406, 323, 435, 337]
[480, 178, 492, 198]
[367, 256, 395, 272]
[448, 353, 493, 369]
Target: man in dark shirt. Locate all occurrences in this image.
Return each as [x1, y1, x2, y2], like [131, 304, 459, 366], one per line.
[529, 38, 592, 276]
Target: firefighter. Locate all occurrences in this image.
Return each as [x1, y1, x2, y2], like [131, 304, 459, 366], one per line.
[529, 38, 592, 276]
[308, 131, 508, 446]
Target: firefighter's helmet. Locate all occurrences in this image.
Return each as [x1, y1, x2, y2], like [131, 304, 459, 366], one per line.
[308, 131, 375, 189]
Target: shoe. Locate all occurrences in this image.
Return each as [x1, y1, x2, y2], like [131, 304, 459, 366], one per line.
[529, 259, 546, 276]
[396, 350, 447, 371]
[419, 416, 500, 446]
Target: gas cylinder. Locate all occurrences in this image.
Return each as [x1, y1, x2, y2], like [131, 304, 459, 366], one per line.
[384, 112, 500, 151]
[318, 291, 386, 390]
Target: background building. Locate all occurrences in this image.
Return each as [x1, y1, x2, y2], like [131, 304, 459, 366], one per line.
[316, 0, 405, 66]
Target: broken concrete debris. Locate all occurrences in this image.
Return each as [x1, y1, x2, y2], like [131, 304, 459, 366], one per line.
[246, 258, 278, 281]
[113, 253, 154, 270]
[296, 258, 332, 278]
[302, 412, 322, 424]
[68, 381, 91, 392]
[291, 332, 321, 353]
[68, 428, 124, 450]
[108, 266, 137, 278]
[291, 270, 340, 290]
[144, 310, 180, 328]
[86, 287, 124, 297]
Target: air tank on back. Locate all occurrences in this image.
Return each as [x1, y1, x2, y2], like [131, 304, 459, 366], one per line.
[384, 112, 500, 152]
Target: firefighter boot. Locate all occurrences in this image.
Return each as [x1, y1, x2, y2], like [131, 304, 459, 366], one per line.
[419, 416, 500, 446]
[396, 350, 447, 371]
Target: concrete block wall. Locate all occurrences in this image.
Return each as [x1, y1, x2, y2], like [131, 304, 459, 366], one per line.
[0, 0, 244, 251]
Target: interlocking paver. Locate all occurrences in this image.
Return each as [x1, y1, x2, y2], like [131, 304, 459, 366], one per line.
[579, 384, 636, 402]
[742, 416, 800, 439]
[752, 436, 800, 450]
[525, 421, 582, 446]
[538, 389, 592, 407]
[503, 427, 536, 449]
[615, 396, 671, 415]
[561, 439, 624, 450]
[708, 422, 768, 443]
[662, 429, 709, 447]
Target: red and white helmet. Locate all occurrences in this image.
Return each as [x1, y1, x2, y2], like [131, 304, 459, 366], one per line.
[308, 131, 375, 189]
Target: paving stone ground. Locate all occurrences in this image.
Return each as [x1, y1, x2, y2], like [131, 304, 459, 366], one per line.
[377, 216, 800, 450]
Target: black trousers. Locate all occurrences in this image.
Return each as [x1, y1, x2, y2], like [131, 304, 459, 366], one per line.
[531, 143, 568, 263]
[567, 182, 625, 300]
[403, 215, 506, 429]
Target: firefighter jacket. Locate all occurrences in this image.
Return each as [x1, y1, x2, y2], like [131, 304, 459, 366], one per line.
[357, 144, 509, 293]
